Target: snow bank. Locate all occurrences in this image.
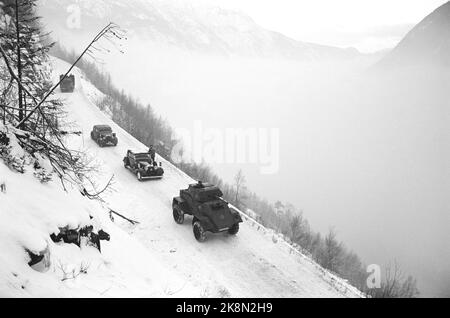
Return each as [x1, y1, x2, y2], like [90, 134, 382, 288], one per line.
[0, 125, 198, 297]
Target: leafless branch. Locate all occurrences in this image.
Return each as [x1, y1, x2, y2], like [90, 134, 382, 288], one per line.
[109, 209, 140, 225]
[82, 175, 115, 200]
[17, 23, 125, 128]
[58, 261, 90, 282]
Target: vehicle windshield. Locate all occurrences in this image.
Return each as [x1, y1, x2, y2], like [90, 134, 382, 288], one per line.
[134, 153, 152, 163]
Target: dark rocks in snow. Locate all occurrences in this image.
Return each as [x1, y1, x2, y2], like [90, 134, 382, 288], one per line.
[51, 226, 110, 253]
[27, 250, 44, 267]
[27, 247, 51, 273]
[51, 228, 80, 246]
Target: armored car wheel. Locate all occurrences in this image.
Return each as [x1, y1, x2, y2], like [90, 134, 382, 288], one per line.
[228, 223, 240, 235]
[173, 204, 185, 224]
[193, 221, 207, 242]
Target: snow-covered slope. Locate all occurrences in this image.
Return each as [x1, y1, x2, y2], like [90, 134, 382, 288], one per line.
[38, 0, 359, 61]
[47, 57, 364, 298]
[0, 128, 199, 297]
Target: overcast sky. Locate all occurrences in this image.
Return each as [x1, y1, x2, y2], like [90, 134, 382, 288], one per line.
[209, 0, 448, 52]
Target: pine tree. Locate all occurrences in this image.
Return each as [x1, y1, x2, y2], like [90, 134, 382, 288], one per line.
[0, 0, 61, 135]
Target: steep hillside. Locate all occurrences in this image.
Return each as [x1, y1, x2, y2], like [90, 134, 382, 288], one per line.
[38, 0, 359, 61]
[44, 56, 364, 297]
[377, 1, 450, 68]
[0, 126, 198, 297]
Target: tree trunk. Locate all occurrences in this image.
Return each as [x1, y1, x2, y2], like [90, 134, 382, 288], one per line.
[15, 0, 24, 128]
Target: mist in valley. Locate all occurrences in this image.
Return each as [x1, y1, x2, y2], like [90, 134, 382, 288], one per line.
[39, 0, 450, 297]
[102, 45, 449, 297]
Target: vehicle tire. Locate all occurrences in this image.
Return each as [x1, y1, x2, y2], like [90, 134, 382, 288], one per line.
[193, 221, 207, 242]
[173, 204, 185, 224]
[90, 132, 95, 140]
[228, 223, 240, 235]
[137, 171, 143, 182]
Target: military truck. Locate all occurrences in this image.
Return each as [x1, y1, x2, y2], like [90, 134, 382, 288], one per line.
[90, 125, 118, 147]
[123, 150, 164, 181]
[60, 74, 75, 93]
[172, 181, 243, 242]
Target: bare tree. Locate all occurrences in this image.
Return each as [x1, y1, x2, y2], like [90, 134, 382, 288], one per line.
[288, 213, 302, 239]
[233, 169, 246, 208]
[288, 211, 312, 249]
[13, 0, 23, 125]
[367, 261, 419, 298]
[321, 228, 344, 273]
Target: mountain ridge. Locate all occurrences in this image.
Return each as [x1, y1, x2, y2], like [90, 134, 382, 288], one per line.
[377, 1, 450, 68]
[38, 0, 361, 61]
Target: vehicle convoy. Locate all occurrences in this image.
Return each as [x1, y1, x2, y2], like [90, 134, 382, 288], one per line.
[60, 74, 75, 93]
[172, 181, 243, 242]
[90, 125, 118, 147]
[123, 150, 164, 181]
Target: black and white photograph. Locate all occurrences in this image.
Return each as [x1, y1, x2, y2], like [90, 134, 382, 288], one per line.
[0, 0, 448, 301]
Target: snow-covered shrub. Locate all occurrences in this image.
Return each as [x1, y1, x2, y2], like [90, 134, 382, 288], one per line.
[0, 131, 10, 145]
[32, 153, 53, 183]
[33, 169, 53, 183]
[0, 127, 56, 180]
[1, 152, 25, 173]
[58, 261, 90, 282]
[0, 130, 26, 173]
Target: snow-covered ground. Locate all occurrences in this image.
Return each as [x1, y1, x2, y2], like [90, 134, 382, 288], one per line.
[0, 126, 199, 297]
[0, 57, 364, 298]
[55, 58, 364, 298]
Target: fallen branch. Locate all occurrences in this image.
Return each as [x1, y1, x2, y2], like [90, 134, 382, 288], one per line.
[109, 209, 139, 225]
[81, 175, 115, 201]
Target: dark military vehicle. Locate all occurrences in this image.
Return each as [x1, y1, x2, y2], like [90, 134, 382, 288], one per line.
[90, 125, 118, 147]
[172, 181, 243, 242]
[60, 74, 75, 93]
[123, 150, 164, 181]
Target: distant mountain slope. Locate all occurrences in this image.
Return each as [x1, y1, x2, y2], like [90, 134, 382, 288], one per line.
[377, 1, 450, 68]
[38, 0, 360, 61]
